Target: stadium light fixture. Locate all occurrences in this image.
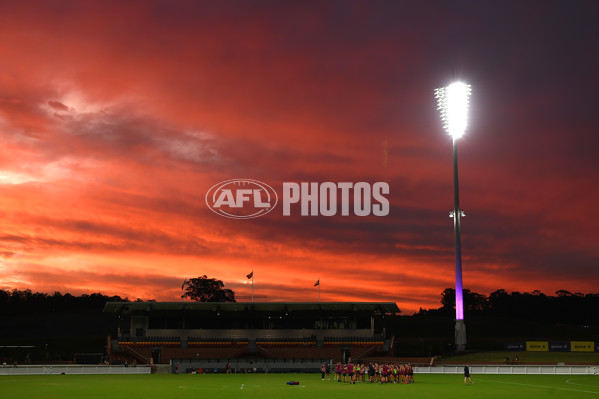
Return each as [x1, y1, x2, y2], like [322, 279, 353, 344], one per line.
[435, 81, 472, 352]
[434, 82, 472, 139]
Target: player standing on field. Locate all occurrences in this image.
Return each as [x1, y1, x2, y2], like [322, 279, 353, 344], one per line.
[464, 364, 473, 384]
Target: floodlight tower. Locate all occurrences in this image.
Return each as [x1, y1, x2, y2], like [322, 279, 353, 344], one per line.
[434, 81, 472, 352]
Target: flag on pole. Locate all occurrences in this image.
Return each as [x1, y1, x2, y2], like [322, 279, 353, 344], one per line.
[314, 280, 320, 286]
[247, 271, 254, 279]
[181, 278, 189, 290]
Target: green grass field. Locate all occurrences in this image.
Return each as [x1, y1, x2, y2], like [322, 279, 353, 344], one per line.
[1, 373, 598, 399]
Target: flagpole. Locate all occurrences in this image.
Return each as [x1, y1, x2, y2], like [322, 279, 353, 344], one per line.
[314, 279, 320, 303]
[251, 271, 254, 303]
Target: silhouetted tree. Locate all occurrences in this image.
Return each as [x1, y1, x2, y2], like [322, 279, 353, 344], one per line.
[440, 288, 488, 315]
[181, 275, 236, 302]
[440, 288, 455, 310]
[466, 290, 488, 312]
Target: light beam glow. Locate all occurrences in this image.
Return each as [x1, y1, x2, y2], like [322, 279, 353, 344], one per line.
[455, 279, 464, 320]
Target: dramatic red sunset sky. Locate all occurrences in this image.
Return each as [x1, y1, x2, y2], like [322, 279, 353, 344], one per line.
[1, 1, 598, 314]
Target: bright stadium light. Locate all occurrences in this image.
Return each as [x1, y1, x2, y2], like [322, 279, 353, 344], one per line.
[435, 82, 472, 139]
[435, 81, 472, 352]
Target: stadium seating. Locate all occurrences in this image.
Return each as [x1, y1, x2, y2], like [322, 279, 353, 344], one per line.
[323, 336, 385, 347]
[186, 337, 249, 347]
[118, 336, 181, 347]
[105, 301, 398, 365]
[255, 337, 317, 347]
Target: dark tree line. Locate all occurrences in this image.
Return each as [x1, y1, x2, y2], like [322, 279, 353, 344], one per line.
[0, 289, 134, 315]
[426, 288, 599, 325]
[1, 275, 236, 317]
[2, 286, 598, 326]
[0, 274, 236, 317]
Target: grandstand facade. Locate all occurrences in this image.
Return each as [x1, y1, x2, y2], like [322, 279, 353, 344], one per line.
[103, 302, 399, 365]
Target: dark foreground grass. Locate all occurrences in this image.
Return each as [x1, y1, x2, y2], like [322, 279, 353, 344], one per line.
[1, 373, 598, 399]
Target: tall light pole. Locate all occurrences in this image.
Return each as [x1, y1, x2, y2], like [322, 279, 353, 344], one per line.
[435, 81, 472, 352]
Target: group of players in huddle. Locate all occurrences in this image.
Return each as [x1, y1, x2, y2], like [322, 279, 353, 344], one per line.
[320, 362, 415, 384]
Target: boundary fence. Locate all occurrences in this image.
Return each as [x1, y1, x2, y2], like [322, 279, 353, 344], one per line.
[1, 364, 596, 376]
[170, 357, 331, 374]
[0, 365, 151, 376]
[414, 365, 598, 375]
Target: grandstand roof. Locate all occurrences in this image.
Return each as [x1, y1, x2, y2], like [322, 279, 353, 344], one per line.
[103, 301, 400, 314]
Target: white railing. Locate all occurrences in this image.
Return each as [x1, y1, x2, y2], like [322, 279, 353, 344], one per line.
[2, 364, 595, 376]
[0, 365, 151, 376]
[414, 365, 598, 375]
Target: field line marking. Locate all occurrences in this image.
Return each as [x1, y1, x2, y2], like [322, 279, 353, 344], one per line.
[478, 378, 599, 395]
[566, 379, 599, 388]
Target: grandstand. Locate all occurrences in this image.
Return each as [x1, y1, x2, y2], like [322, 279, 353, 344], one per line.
[103, 301, 399, 367]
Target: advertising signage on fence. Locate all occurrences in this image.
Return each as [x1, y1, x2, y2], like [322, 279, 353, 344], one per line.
[570, 341, 594, 352]
[548, 341, 570, 352]
[518, 340, 597, 352]
[504, 342, 525, 351]
[526, 341, 548, 352]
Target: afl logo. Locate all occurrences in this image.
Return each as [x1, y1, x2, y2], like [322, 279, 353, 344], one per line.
[205, 179, 278, 219]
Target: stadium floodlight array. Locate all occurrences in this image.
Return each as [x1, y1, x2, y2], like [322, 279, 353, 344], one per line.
[434, 82, 472, 139]
[435, 81, 472, 352]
